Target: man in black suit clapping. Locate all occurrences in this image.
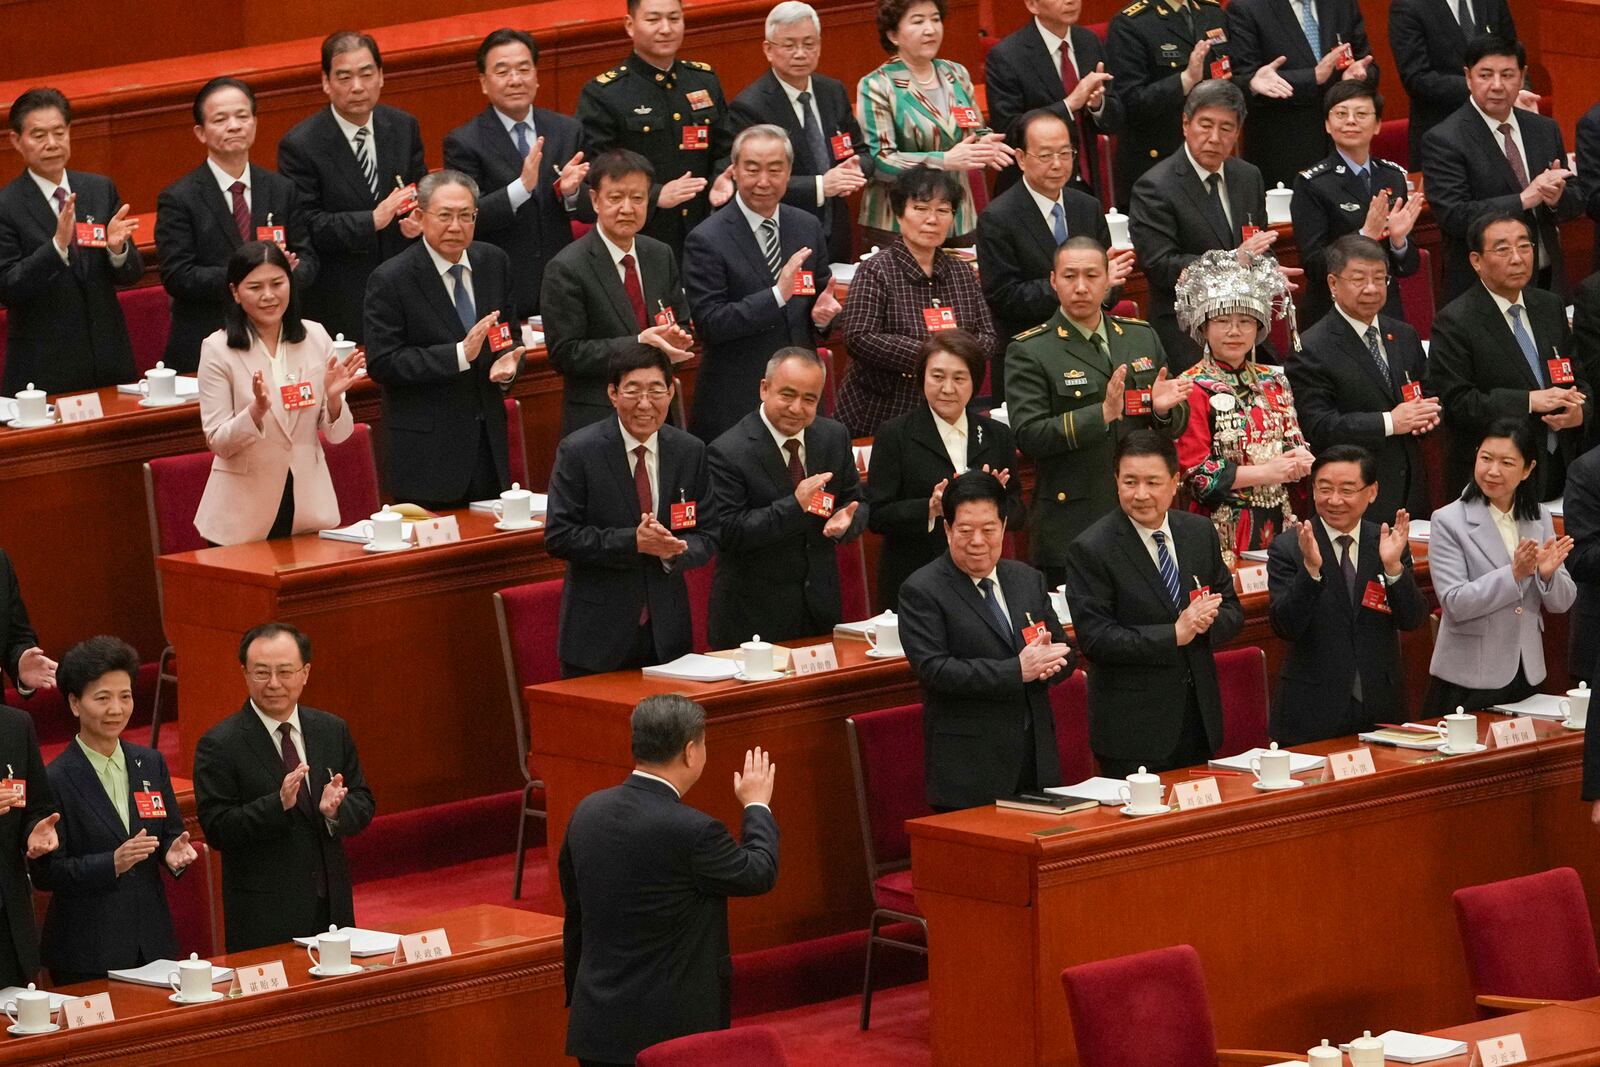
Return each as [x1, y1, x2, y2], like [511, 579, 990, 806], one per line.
[0, 550, 54, 698]
[560, 694, 777, 1067]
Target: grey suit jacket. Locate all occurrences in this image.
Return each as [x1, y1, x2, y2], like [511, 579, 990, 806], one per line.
[1428, 496, 1575, 689]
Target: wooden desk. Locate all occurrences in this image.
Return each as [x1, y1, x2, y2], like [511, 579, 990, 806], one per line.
[908, 713, 1599, 1067]
[156, 509, 558, 809]
[1402, 999, 1600, 1066]
[0, 904, 569, 1065]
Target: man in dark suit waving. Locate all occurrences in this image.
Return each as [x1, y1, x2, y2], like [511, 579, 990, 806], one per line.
[559, 694, 777, 1067]
[899, 472, 1075, 811]
[0, 88, 144, 394]
[682, 124, 837, 441]
[194, 622, 374, 954]
[546, 346, 716, 677]
[277, 31, 428, 343]
[1266, 446, 1429, 744]
[1064, 430, 1243, 774]
[729, 2, 870, 264]
[444, 29, 589, 320]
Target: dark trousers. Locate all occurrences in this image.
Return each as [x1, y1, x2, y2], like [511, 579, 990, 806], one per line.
[0, 915, 25, 988]
[561, 620, 656, 679]
[1276, 694, 1373, 748]
[1097, 683, 1213, 777]
[411, 421, 503, 512]
[268, 469, 296, 540]
[1424, 665, 1536, 717]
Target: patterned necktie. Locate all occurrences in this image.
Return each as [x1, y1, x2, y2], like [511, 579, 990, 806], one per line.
[978, 577, 1016, 645]
[784, 439, 806, 488]
[621, 253, 649, 331]
[278, 723, 312, 816]
[1058, 40, 1078, 97]
[1497, 123, 1530, 189]
[759, 217, 782, 281]
[1508, 305, 1558, 450]
[513, 121, 532, 159]
[633, 445, 653, 624]
[796, 90, 830, 172]
[1363, 325, 1389, 382]
[1297, 0, 1322, 59]
[1051, 202, 1068, 245]
[1152, 530, 1183, 609]
[229, 180, 251, 243]
[1457, 0, 1476, 37]
[51, 187, 74, 248]
[353, 126, 379, 202]
[1337, 534, 1358, 597]
[448, 263, 476, 332]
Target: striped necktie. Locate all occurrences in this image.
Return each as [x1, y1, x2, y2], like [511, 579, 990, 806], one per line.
[353, 126, 379, 202]
[1153, 530, 1183, 608]
[759, 217, 782, 281]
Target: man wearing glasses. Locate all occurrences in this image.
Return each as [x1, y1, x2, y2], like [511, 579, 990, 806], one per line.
[546, 346, 716, 677]
[194, 622, 374, 952]
[363, 170, 525, 510]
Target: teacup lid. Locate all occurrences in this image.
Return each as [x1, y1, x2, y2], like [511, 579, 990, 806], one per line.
[335, 333, 347, 343]
[329, 923, 340, 932]
[1583, 682, 1590, 691]
[1348, 1029, 1382, 1049]
[1267, 742, 1280, 752]
[23, 983, 34, 992]
[511, 482, 521, 492]
[24, 382, 36, 393]
[156, 361, 166, 371]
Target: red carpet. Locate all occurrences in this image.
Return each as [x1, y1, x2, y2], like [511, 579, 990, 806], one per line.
[738, 983, 931, 1067]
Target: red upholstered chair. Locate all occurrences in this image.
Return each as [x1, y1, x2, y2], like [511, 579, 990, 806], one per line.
[1093, 134, 1118, 211]
[493, 580, 562, 899]
[1399, 246, 1436, 341]
[167, 841, 221, 957]
[838, 538, 870, 622]
[321, 423, 382, 526]
[636, 1026, 790, 1066]
[142, 450, 214, 747]
[1051, 669, 1097, 784]
[1109, 299, 1141, 320]
[685, 558, 716, 653]
[845, 702, 931, 1029]
[1215, 646, 1269, 759]
[818, 347, 838, 418]
[120, 284, 172, 374]
[1374, 118, 1410, 171]
[503, 397, 530, 489]
[1062, 945, 1302, 1067]
[1084, 19, 1109, 40]
[1453, 867, 1600, 1014]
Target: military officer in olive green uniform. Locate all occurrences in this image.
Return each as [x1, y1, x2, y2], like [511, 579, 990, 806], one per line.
[576, 0, 737, 256]
[1007, 236, 1194, 583]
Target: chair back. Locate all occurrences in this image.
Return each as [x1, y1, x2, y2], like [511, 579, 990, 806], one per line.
[1062, 944, 1218, 1067]
[1399, 245, 1435, 341]
[1374, 118, 1410, 170]
[1093, 133, 1117, 211]
[322, 423, 382, 526]
[838, 538, 869, 621]
[1050, 669, 1097, 783]
[1453, 867, 1600, 1001]
[637, 1025, 790, 1066]
[685, 558, 716, 653]
[493, 580, 564, 786]
[818, 347, 839, 418]
[503, 397, 531, 488]
[143, 452, 215, 561]
[1215, 645, 1269, 758]
[167, 841, 220, 957]
[1109, 299, 1141, 319]
[121, 284, 172, 374]
[845, 703, 930, 879]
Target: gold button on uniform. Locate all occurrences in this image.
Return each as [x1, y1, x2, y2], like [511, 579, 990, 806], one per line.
[1056, 492, 1067, 501]
[1073, 390, 1083, 397]
[673, 112, 682, 120]
[1515, 606, 1525, 615]
[643, 125, 651, 133]
[1149, 149, 1159, 158]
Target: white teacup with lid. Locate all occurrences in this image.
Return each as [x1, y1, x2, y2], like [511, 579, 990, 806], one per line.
[168, 953, 214, 1002]
[1118, 767, 1164, 812]
[1250, 742, 1292, 788]
[1564, 681, 1590, 729]
[866, 613, 903, 656]
[331, 333, 358, 364]
[1436, 708, 1478, 751]
[1346, 1030, 1384, 1066]
[3, 983, 55, 1031]
[141, 360, 178, 404]
[741, 635, 774, 677]
[13, 383, 48, 424]
[369, 506, 405, 550]
[494, 482, 536, 527]
[1307, 1039, 1340, 1065]
[1266, 182, 1294, 224]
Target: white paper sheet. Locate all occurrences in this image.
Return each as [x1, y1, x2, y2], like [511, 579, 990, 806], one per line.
[1045, 777, 1130, 806]
[318, 520, 415, 544]
[1490, 693, 1571, 720]
[292, 927, 401, 958]
[470, 494, 549, 515]
[1208, 747, 1326, 774]
[108, 960, 233, 988]
[116, 376, 200, 398]
[0, 986, 74, 1010]
[641, 654, 741, 682]
[1342, 1031, 1466, 1063]
[834, 610, 898, 638]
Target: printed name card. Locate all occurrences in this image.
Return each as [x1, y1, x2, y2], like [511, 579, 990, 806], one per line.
[1172, 777, 1222, 810]
[1236, 566, 1269, 595]
[58, 393, 104, 423]
[1490, 717, 1537, 749]
[1476, 1034, 1528, 1065]
[791, 642, 839, 676]
[235, 960, 288, 997]
[1328, 748, 1376, 780]
[64, 993, 114, 1029]
[398, 929, 452, 964]
[414, 515, 461, 547]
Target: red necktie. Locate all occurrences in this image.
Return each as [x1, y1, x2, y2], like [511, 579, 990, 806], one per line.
[634, 445, 653, 625]
[621, 253, 649, 331]
[784, 439, 806, 488]
[1498, 122, 1530, 189]
[1059, 41, 1079, 97]
[278, 723, 312, 816]
[1059, 43, 1093, 186]
[230, 180, 251, 243]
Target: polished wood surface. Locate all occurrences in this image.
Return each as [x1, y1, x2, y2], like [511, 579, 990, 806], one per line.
[0, 904, 569, 1065]
[1406, 999, 1600, 1066]
[909, 712, 1599, 1067]
[156, 508, 558, 809]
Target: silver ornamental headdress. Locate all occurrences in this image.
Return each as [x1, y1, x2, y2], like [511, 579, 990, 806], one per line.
[1173, 249, 1300, 352]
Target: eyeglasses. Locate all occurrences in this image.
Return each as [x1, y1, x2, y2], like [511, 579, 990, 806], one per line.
[1313, 484, 1370, 500]
[767, 38, 820, 53]
[246, 665, 307, 683]
[1328, 108, 1377, 122]
[1335, 272, 1390, 288]
[1022, 149, 1075, 163]
[617, 386, 671, 400]
[424, 210, 478, 225]
[1485, 241, 1535, 257]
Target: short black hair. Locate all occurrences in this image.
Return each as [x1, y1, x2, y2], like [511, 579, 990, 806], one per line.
[8, 87, 70, 134]
[1321, 78, 1383, 119]
[1325, 234, 1388, 276]
[889, 165, 964, 219]
[1311, 443, 1377, 485]
[1053, 233, 1109, 270]
[1463, 33, 1526, 70]
[1114, 428, 1180, 475]
[607, 343, 674, 388]
[588, 148, 656, 189]
[1462, 417, 1542, 521]
[918, 327, 985, 384]
[193, 77, 257, 126]
[940, 469, 1007, 525]
[476, 28, 539, 72]
[1010, 107, 1077, 154]
[628, 0, 680, 13]
[876, 0, 947, 52]
[321, 30, 383, 75]
[57, 636, 140, 701]
[224, 241, 308, 350]
[239, 622, 312, 666]
[631, 694, 705, 763]
[1467, 209, 1530, 255]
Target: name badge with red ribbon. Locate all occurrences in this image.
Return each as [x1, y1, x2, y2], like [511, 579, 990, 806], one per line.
[805, 489, 835, 517]
[1400, 379, 1423, 403]
[923, 304, 958, 332]
[280, 379, 317, 411]
[685, 89, 715, 111]
[1, 768, 25, 808]
[395, 179, 419, 214]
[1188, 584, 1211, 603]
[1021, 613, 1049, 645]
[1209, 53, 1232, 79]
[951, 106, 983, 129]
[1239, 222, 1261, 240]
[75, 219, 108, 248]
[681, 125, 710, 150]
[1548, 356, 1576, 384]
[256, 217, 287, 248]
[487, 321, 515, 353]
[1125, 388, 1152, 417]
[792, 270, 816, 296]
[1361, 579, 1392, 614]
[831, 132, 854, 161]
[670, 491, 697, 530]
[654, 302, 677, 328]
[133, 781, 167, 820]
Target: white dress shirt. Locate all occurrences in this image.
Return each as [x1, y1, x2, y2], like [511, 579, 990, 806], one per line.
[735, 193, 789, 308]
[759, 404, 805, 470]
[1184, 144, 1233, 231]
[206, 156, 251, 212]
[1311, 516, 1401, 584]
[775, 76, 828, 206]
[596, 225, 649, 322]
[1484, 285, 1553, 413]
[423, 240, 477, 372]
[251, 701, 338, 834]
[621, 421, 661, 512]
[1024, 178, 1069, 237]
[495, 107, 538, 211]
[1129, 513, 1177, 575]
[1333, 302, 1397, 437]
[934, 407, 969, 472]
[1490, 503, 1520, 560]
[1034, 19, 1105, 119]
[329, 106, 377, 184]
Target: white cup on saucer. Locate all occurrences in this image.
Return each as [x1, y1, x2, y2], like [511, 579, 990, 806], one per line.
[331, 334, 358, 364]
[168, 955, 214, 1001]
[14, 383, 47, 424]
[1436, 710, 1478, 751]
[141, 361, 178, 404]
[1250, 743, 1292, 788]
[1565, 685, 1590, 729]
[4, 984, 54, 1031]
[1118, 767, 1164, 811]
[493, 483, 535, 527]
[307, 925, 352, 973]
[866, 615, 903, 656]
[369, 507, 404, 550]
[741, 636, 774, 676]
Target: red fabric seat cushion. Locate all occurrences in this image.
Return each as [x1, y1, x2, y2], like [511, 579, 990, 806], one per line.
[872, 868, 920, 916]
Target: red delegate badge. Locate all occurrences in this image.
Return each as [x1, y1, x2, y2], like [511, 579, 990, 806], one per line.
[670, 499, 697, 530]
[1125, 388, 1152, 417]
[805, 490, 835, 517]
[923, 305, 958, 332]
[133, 789, 167, 820]
[280, 380, 317, 411]
[830, 132, 854, 161]
[1021, 615, 1049, 645]
[256, 224, 286, 248]
[681, 125, 710, 150]
[1188, 585, 1212, 603]
[654, 303, 678, 328]
[951, 106, 983, 129]
[1210, 54, 1232, 79]
[75, 220, 108, 248]
[1361, 580, 1392, 614]
[0, 774, 24, 809]
[1549, 357, 1575, 385]
[487, 321, 515, 353]
[793, 270, 816, 296]
[1400, 380, 1423, 402]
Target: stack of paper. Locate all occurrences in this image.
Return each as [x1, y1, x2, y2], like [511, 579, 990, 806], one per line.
[116, 376, 201, 399]
[641, 654, 741, 682]
[318, 519, 415, 544]
[109, 960, 234, 987]
[1343, 1031, 1466, 1063]
[835, 610, 897, 640]
[1238, 549, 1270, 562]
[1046, 777, 1131, 806]
[292, 927, 400, 957]
[1491, 693, 1570, 720]
[0, 987, 72, 1010]
[470, 493, 549, 516]
[830, 262, 859, 284]
[1359, 726, 1445, 749]
[1050, 587, 1072, 625]
[1408, 519, 1431, 541]
[1209, 748, 1326, 774]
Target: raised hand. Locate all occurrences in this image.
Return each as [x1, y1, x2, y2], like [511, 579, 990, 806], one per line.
[1388, 191, 1424, 244]
[1359, 191, 1392, 242]
[1181, 38, 1210, 93]
[1151, 366, 1194, 416]
[1100, 364, 1128, 425]
[52, 191, 76, 251]
[249, 370, 271, 429]
[26, 813, 61, 859]
[490, 346, 528, 384]
[979, 463, 1012, 487]
[928, 477, 950, 523]
[1108, 246, 1137, 287]
[166, 830, 198, 872]
[776, 247, 813, 302]
[105, 203, 137, 253]
[659, 172, 709, 209]
[822, 499, 860, 539]
[1296, 517, 1323, 576]
[319, 772, 349, 820]
[558, 152, 590, 198]
[1378, 510, 1410, 574]
[17, 647, 57, 691]
[1537, 534, 1574, 582]
[794, 470, 832, 508]
[114, 829, 159, 875]
[519, 135, 547, 193]
[1512, 538, 1539, 582]
[734, 746, 776, 807]
[709, 165, 736, 207]
[324, 352, 366, 408]
[463, 311, 501, 363]
[279, 763, 310, 811]
[1249, 56, 1294, 99]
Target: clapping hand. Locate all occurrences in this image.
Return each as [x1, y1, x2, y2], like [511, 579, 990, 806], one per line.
[1378, 510, 1410, 575]
[1249, 56, 1294, 99]
[319, 772, 349, 820]
[558, 152, 590, 198]
[638, 322, 695, 363]
[1295, 517, 1322, 576]
[979, 463, 1011, 487]
[1100, 364, 1128, 425]
[1536, 534, 1574, 582]
[113, 829, 159, 875]
[1151, 367, 1194, 416]
[1107, 247, 1136, 289]
[1175, 589, 1223, 645]
[1511, 537, 1539, 582]
[280, 763, 310, 811]
[928, 477, 949, 523]
[166, 830, 198, 873]
[17, 647, 57, 691]
[463, 311, 503, 363]
[709, 165, 736, 208]
[519, 135, 547, 193]
[105, 203, 137, 253]
[249, 370, 271, 429]
[1018, 631, 1071, 683]
[490, 346, 528, 384]
[776, 247, 813, 303]
[1387, 192, 1424, 245]
[636, 513, 689, 560]
[323, 352, 366, 408]
[52, 191, 76, 251]
[823, 500, 860, 539]
[659, 172, 709, 209]
[26, 813, 60, 860]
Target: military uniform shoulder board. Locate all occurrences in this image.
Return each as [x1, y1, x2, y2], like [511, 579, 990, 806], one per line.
[595, 64, 627, 85]
[1013, 323, 1049, 341]
[1120, 0, 1148, 16]
[1376, 157, 1408, 174]
[1109, 313, 1149, 326]
[1299, 160, 1332, 180]
[1196, 0, 1222, 7]
[684, 60, 714, 72]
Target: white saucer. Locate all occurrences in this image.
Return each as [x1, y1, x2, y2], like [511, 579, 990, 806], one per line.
[1119, 804, 1169, 817]
[1252, 778, 1306, 791]
[493, 520, 541, 531]
[168, 990, 225, 1005]
[3, 417, 55, 429]
[6, 1022, 60, 1036]
[734, 669, 786, 682]
[1564, 719, 1587, 731]
[137, 396, 187, 408]
[308, 963, 364, 978]
[362, 541, 413, 553]
[1439, 742, 1488, 755]
[865, 648, 904, 659]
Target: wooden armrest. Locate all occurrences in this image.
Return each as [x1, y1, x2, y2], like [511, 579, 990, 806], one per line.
[1476, 993, 1565, 1014]
[1218, 1050, 1307, 1065]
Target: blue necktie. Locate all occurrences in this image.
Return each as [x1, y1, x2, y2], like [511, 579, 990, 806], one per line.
[1051, 202, 1068, 245]
[513, 121, 532, 158]
[1297, 0, 1322, 58]
[1509, 304, 1557, 451]
[448, 263, 476, 332]
[977, 578, 1016, 646]
[1153, 530, 1183, 609]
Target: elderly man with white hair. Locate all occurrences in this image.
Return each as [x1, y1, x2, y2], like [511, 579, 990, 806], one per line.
[729, 0, 872, 263]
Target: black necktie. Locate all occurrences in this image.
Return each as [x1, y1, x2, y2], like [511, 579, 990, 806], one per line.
[978, 578, 1016, 647]
[1204, 173, 1231, 240]
[797, 90, 830, 174]
[1458, 0, 1476, 37]
[1337, 534, 1358, 598]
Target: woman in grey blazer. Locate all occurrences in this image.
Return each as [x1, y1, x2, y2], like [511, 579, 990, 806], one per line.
[1426, 419, 1575, 714]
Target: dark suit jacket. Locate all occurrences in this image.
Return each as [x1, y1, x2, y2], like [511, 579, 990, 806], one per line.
[193, 703, 373, 953]
[1288, 310, 1432, 521]
[33, 740, 185, 976]
[545, 418, 716, 672]
[1561, 444, 1600, 686]
[899, 554, 1073, 809]
[1227, 0, 1380, 187]
[0, 551, 40, 693]
[558, 774, 778, 1063]
[1422, 103, 1582, 302]
[682, 202, 829, 441]
[866, 405, 1025, 607]
[1389, 0, 1517, 166]
[1266, 520, 1429, 744]
[362, 240, 514, 504]
[155, 162, 317, 372]
[1424, 282, 1587, 500]
[443, 106, 582, 318]
[729, 71, 870, 264]
[984, 22, 1125, 203]
[1577, 103, 1600, 250]
[1290, 152, 1419, 326]
[1128, 151, 1266, 368]
[706, 410, 868, 647]
[1063, 509, 1244, 764]
[977, 178, 1113, 346]
[0, 170, 143, 394]
[277, 105, 427, 342]
[0, 706, 52, 985]
[541, 228, 692, 435]
[1575, 270, 1600, 430]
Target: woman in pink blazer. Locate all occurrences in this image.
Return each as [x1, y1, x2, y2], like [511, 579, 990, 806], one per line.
[196, 241, 366, 545]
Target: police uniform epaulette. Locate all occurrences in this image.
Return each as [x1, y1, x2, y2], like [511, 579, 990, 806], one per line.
[595, 64, 627, 85]
[1376, 157, 1407, 174]
[1120, 0, 1148, 16]
[683, 60, 714, 72]
[1013, 323, 1049, 341]
[1299, 160, 1332, 180]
